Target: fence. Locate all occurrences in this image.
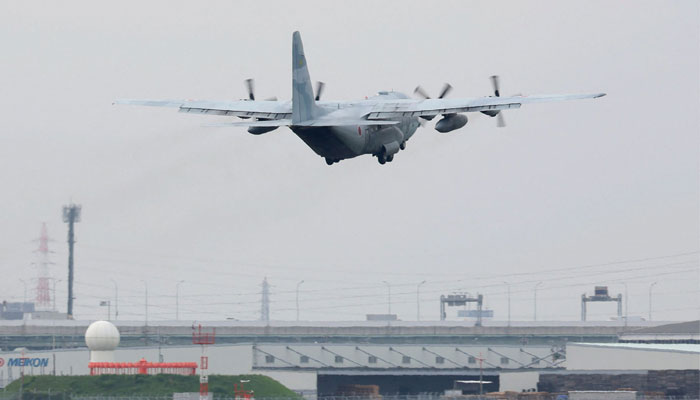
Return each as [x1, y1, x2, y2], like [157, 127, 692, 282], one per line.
[0, 395, 697, 400]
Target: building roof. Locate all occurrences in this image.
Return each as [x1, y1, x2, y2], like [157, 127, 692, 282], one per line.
[624, 320, 699, 335]
[569, 342, 700, 354]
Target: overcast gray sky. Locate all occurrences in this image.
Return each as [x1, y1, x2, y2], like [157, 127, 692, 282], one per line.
[1, 1, 698, 323]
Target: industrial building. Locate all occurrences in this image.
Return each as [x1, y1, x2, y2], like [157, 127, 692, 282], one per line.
[1, 319, 698, 397]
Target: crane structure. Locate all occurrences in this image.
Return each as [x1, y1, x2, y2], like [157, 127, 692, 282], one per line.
[440, 293, 484, 326]
[581, 286, 622, 321]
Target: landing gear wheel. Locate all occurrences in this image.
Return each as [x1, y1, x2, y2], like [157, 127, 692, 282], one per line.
[325, 158, 334, 165]
[399, 141, 406, 150]
[386, 154, 394, 162]
[378, 154, 387, 165]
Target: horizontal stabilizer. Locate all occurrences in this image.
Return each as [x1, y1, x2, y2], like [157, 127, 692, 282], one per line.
[203, 119, 292, 128]
[114, 99, 184, 107]
[294, 119, 399, 127]
[204, 119, 399, 128]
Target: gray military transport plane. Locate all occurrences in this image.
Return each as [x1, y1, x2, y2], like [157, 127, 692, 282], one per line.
[116, 31, 605, 165]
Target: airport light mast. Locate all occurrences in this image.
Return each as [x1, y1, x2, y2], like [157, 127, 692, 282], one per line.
[62, 203, 81, 319]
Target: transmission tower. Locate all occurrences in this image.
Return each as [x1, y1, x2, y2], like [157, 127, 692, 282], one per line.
[192, 324, 215, 400]
[34, 223, 54, 310]
[260, 277, 270, 322]
[62, 203, 81, 319]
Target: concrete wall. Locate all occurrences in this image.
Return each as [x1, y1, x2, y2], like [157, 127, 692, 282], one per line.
[261, 371, 317, 392]
[569, 391, 636, 400]
[0, 344, 316, 393]
[566, 344, 700, 370]
[499, 371, 539, 392]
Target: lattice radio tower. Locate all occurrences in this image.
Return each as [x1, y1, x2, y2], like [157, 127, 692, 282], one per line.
[192, 324, 215, 400]
[33, 223, 54, 310]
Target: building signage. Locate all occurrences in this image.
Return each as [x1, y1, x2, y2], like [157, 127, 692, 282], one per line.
[5, 358, 49, 367]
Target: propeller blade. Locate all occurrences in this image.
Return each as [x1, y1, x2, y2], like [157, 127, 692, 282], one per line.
[438, 83, 453, 99]
[315, 81, 325, 101]
[414, 86, 431, 99]
[245, 78, 255, 100]
[496, 112, 506, 128]
[490, 75, 501, 97]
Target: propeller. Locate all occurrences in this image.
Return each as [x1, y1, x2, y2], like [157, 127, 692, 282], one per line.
[414, 83, 453, 122]
[487, 75, 506, 128]
[413, 86, 431, 99]
[244, 78, 255, 100]
[243, 78, 278, 101]
[438, 83, 453, 99]
[490, 75, 501, 97]
[413, 83, 452, 100]
[314, 81, 325, 101]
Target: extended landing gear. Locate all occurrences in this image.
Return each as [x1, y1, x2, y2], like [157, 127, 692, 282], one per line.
[325, 157, 340, 165]
[399, 141, 406, 150]
[377, 153, 394, 165]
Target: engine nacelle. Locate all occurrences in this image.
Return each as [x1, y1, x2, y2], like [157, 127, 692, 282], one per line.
[248, 126, 278, 135]
[435, 114, 468, 133]
[382, 141, 401, 157]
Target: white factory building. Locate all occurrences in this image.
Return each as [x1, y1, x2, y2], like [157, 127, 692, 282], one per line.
[1, 320, 698, 397]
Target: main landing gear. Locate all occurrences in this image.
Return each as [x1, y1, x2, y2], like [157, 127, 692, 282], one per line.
[325, 157, 338, 165]
[377, 141, 405, 165]
[378, 153, 394, 164]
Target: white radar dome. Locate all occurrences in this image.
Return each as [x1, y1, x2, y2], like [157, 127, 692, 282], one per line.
[85, 320, 120, 351]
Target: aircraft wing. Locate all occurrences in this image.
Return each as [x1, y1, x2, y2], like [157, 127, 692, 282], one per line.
[364, 93, 605, 119]
[204, 119, 399, 128]
[114, 99, 293, 120]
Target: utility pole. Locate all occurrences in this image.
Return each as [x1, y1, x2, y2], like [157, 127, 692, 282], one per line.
[109, 279, 118, 320]
[623, 282, 628, 328]
[99, 300, 111, 320]
[503, 281, 511, 327]
[176, 280, 184, 320]
[649, 281, 658, 321]
[416, 280, 426, 321]
[19, 279, 27, 303]
[141, 280, 148, 325]
[296, 280, 304, 321]
[478, 352, 484, 395]
[382, 281, 391, 315]
[62, 204, 81, 319]
[260, 277, 270, 322]
[52, 279, 61, 311]
[534, 282, 543, 321]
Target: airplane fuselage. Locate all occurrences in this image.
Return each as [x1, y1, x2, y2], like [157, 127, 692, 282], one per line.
[290, 92, 420, 164]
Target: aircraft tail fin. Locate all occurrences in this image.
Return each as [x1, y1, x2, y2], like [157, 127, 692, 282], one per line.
[292, 31, 323, 124]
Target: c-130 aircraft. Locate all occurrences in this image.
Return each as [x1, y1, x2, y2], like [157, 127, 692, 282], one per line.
[116, 32, 605, 165]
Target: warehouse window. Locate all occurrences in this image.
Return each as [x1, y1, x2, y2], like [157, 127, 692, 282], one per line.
[500, 357, 509, 365]
[402, 356, 411, 364]
[468, 356, 476, 364]
[300, 355, 309, 364]
[436, 356, 445, 364]
[335, 355, 344, 363]
[368, 356, 377, 364]
[265, 355, 275, 363]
